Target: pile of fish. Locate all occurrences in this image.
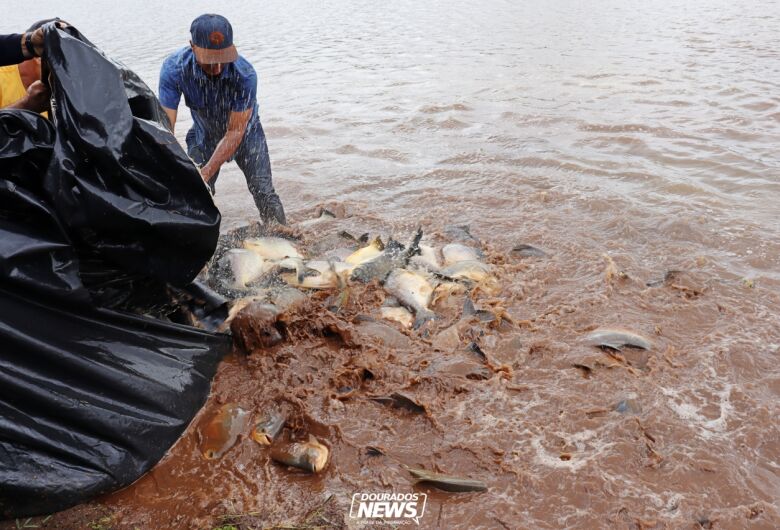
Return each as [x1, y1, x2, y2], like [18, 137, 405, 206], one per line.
[205, 221, 500, 332]
[197, 212, 655, 491]
[198, 403, 329, 473]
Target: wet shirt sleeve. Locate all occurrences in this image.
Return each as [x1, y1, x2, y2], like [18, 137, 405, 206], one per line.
[0, 34, 25, 67]
[232, 68, 257, 113]
[158, 56, 182, 110]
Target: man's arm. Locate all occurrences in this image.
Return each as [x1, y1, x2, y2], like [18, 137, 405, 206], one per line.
[162, 107, 177, 133]
[200, 109, 251, 183]
[158, 56, 181, 133]
[7, 80, 50, 112]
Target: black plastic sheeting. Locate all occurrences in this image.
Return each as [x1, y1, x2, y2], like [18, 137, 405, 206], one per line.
[0, 24, 230, 517]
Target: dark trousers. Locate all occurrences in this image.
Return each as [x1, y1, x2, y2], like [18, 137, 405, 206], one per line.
[186, 124, 286, 224]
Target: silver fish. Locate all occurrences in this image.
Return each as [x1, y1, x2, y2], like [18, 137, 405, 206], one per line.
[585, 329, 652, 350]
[405, 466, 487, 492]
[219, 249, 271, 289]
[438, 260, 493, 282]
[384, 268, 435, 329]
[442, 243, 483, 266]
[244, 237, 302, 260]
[351, 229, 422, 283]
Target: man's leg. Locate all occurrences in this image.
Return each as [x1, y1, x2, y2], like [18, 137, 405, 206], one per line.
[234, 124, 286, 224]
[185, 128, 220, 193]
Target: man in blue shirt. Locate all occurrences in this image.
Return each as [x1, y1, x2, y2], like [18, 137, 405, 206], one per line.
[159, 14, 286, 224]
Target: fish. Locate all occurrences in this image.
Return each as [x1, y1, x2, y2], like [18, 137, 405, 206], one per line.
[230, 302, 283, 351]
[462, 297, 496, 322]
[438, 260, 493, 283]
[198, 403, 250, 460]
[276, 257, 320, 284]
[297, 208, 336, 227]
[442, 243, 483, 266]
[252, 411, 286, 445]
[323, 247, 355, 261]
[345, 236, 385, 265]
[356, 319, 412, 349]
[384, 268, 435, 329]
[511, 244, 549, 258]
[431, 281, 467, 306]
[370, 392, 427, 414]
[270, 286, 308, 311]
[244, 236, 302, 260]
[443, 224, 480, 244]
[410, 244, 442, 272]
[380, 306, 414, 328]
[281, 260, 354, 289]
[585, 329, 652, 351]
[218, 248, 271, 289]
[404, 466, 488, 492]
[351, 229, 423, 283]
[339, 230, 369, 243]
[270, 435, 329, 473]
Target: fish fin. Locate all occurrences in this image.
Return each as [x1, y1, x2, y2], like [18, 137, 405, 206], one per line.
[358, 233, 369, 243]
[339, 230, 357, 241]
[373, 236, 385, 251]
[386, 238, 405, 251]
[413, 309, 436, 330]
[320, 208, 335, 218]
[463, 297, 476, 316]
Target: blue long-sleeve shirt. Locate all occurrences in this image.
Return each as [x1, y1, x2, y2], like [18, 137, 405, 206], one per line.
[0, 34, 25, 67]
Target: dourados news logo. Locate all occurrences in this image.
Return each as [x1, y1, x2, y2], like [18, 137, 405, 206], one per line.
[349, 492, 427, 525]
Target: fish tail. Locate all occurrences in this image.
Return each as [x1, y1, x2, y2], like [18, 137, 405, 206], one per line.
[413, 309, 436, 329]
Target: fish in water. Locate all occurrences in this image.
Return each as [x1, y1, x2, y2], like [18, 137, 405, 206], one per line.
[585, 329, 652, 351]
[244, 237, 302, 260]
[462, 297, 496, 323]
[410, 244, 442, 272]
[219, 249, 271, 289]
[443, 224, 480, 244]
[345, 236, 385, 265]
[431, 281, 467, 307]
[281, 260, 353, 289]
[380, 306, 414, 328]
[252, 411, 286, 445]
[438, 260, 493, 283]
[442, 243, 484, 266]
[384, 268, 435, 329]
[276, 257, 320, 284]
[351, 229, 423, 283]
[297, 208, 336, 227]
[323, 247, 355, 262]
[230, 302, 283, 351]
[339, 230, 369, 243]
[404, 466, 488, 492]
[511, 244, 549, 258]
[198, 403, 251, 460]
[370, 392, 427, 414]
[270, 435, 329, 473]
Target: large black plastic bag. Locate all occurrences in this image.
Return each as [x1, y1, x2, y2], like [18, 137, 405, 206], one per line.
[43, 25, 220, 287]
[0, 24, 230, 518]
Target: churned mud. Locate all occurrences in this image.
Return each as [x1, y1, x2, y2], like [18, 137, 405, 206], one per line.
[3, 202, 779, 530]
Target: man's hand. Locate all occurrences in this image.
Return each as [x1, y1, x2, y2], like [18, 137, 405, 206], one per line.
[25, 21, 69, 58]
[8, 80, 50, 113]
[200, 163, 218, 183]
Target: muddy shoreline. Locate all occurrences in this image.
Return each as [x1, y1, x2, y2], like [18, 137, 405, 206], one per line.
[3, 204, 778, 530]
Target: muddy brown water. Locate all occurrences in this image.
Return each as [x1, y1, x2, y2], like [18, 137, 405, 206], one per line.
[3, 0, 780, 528]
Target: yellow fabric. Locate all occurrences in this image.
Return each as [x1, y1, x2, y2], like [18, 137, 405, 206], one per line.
[0, 65, 27, 108]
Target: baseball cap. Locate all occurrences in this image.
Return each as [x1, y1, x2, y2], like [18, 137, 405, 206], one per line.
[190, 14, 238, 64]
